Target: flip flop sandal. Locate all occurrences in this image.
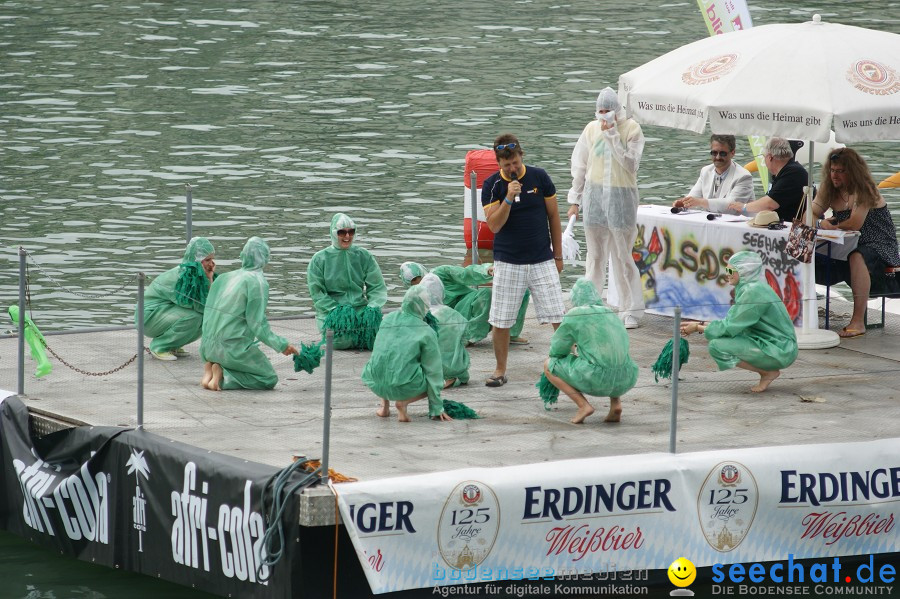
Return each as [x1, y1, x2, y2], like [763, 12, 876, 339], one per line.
[839, 327, 865, 339]
[485, 375, 508, 387]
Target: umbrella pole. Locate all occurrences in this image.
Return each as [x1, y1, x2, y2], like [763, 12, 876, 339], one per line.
[796, 141, 839, 349]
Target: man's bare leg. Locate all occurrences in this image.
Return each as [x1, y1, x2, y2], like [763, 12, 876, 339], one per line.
[491, 327, 510, 379]
[202, 361, 213, 389]
[737, 361, 780, 393]
[605, 397, 622, 423]
[209, 363, 223, 392]
[376, 399, 390, 418]
[395, 393, 427, 423]
[443, 378, 457, 389]
[544, 362, 594, 424]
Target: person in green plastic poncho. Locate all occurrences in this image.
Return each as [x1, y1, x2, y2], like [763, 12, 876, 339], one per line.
[399, 261, 529, 345]
[543, 278, 638, 424]
[680, 250, 798, 393]
[307, 214, 387, 350]
[137, 237, 216, 361]
[419, 273, 470, 388]
[361, 285, 452, 422]
[200, 237, 298, 391]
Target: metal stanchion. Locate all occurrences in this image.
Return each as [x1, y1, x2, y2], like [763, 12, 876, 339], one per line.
[17, 247, 26, 396]
[321, 329, 334, 478]
[469, 171, 479, 265]
[137, 273, 145, 429]
[668, 307, 682, 454]
[185, 184, 193, 244]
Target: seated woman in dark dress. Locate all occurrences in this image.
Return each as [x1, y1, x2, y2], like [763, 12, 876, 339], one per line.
[811, 148, 900, 338]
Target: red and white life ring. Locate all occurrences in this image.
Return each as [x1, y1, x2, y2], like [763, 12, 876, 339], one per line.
[462, 149, 497, 250]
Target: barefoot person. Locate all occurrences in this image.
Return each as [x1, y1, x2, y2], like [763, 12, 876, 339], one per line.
[361, 286, 452, 422]
[681, 251, 798, 393]
[200, 237, 297, 390]
[543, 278, 638, 424]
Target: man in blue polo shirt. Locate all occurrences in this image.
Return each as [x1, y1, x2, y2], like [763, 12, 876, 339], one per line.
[481, 133, 566, 387]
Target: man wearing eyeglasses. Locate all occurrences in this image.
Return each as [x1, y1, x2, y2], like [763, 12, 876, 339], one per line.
[727, 137, 809, 222]
[676, 134, 753, 214]
[480, 133, 565, 387]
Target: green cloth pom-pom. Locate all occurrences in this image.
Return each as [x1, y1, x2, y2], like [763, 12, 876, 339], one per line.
[357, 306, 382, 350]
[324, 305, 358, 342]
[442, 399, 480, 419]
[174, 263, 210, 309]
[651, 337, 690, 383]
[536, 373, 560, 410]
[293, 340, 325, 374]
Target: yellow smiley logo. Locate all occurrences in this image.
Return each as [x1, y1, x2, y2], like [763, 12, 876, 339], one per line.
[667, 557, 697, 587]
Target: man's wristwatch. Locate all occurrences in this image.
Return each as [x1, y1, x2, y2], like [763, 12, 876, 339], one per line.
[554, 256, 563, 261]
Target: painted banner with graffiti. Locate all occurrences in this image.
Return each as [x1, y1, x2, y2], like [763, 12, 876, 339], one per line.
[612, 205, 802, 323]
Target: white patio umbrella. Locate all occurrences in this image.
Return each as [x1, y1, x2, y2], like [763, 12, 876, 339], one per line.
[619, 14, 900, 348]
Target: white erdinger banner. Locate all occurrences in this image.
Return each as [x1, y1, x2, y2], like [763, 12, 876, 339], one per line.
[335, 438, 899, 594]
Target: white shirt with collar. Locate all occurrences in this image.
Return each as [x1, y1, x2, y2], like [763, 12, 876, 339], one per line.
[687, 161, 754, 214]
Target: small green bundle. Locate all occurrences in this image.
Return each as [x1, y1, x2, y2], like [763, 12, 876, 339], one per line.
[442, 399, 480, 419]
[424, 312, 440, 334]
[174, 263, 210, 309]
[357, 306, 383, 350]
[324, 304, 358, 342]
[293, 340, 325, 374]
[536, 373, 560, 410]
[651, 337, 690, 383]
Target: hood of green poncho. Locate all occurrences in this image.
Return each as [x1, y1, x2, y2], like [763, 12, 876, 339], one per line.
[571, 277, 604, 308]
[419, 273, 445, 308]
[400, 261, 427, 286]
[401, 285, 430, 320]
[240, 236, 270, 270]
[728, 250, 763, 289]
[330, 213, 356, 249]
[182, 237, 214, 264]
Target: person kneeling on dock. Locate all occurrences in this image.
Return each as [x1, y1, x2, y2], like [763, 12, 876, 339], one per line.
[138, 236, 216, 361]
[419, 273, 470, 388]
[308, 213, 387, 350]
[200, 237, 298, 391]
[361, 286, 452, 422]
[542, 278, 638, 424]
[680, 250, 798, 393]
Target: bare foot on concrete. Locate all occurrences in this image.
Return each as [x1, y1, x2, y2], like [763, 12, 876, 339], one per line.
[201, 361, 213, 389]
[571, 404, 595, 424]
[396, 401, 410, 423]
[605, 398, 623, 423]
[376, 399, 390, 418]
[443, 378, 457, 389]
[209, 363, 223, 392]
[751, 370, 780, 393]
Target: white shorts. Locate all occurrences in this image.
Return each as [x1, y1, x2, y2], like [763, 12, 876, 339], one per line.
[490, 259, 565, 329]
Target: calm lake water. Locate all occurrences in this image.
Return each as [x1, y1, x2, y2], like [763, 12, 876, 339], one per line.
[0, 0, 897, 596]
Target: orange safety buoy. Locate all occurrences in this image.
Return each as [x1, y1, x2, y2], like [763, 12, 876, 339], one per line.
[463, 149, 498, 251]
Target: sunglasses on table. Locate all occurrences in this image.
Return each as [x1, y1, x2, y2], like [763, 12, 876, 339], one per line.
[767, 222, 787, 230]
[337, 229, 356, 237]
[495, 143, 518, 151]
[709, 150, 730, 158]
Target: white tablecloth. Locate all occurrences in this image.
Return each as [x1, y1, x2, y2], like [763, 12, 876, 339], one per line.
[610, 205, 804, 323]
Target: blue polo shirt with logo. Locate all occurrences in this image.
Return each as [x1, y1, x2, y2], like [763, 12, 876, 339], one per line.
[481, 165, 557, 265]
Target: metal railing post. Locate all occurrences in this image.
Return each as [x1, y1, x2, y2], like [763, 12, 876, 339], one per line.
[321, 329, 334, 478]
[668, 307, 682, 453]
[469, 171, 479, 265]
[17, 247, 26, 396]
[185, 184, 193, 244]
[137, 273, 145, 429]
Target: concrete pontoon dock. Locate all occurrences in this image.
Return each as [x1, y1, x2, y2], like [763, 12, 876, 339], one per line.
[4, 302, 900, 526]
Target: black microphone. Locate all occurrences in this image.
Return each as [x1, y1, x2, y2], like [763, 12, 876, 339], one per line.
[707, 213, 722, 220]
[509, 170, 520, 202]
[671, 207, 684, 214]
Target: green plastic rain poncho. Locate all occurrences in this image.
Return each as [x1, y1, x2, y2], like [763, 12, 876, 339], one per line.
[419, 274, 470, 385]
[137, 237, 215, 354]
[200, 237, 290, 390]
[399, 261, 528, 343]
[361, 285, 445, 417]
[307, 213, 387, 349]
[547, 278, 638, 397]
[704, 251, 798, 371]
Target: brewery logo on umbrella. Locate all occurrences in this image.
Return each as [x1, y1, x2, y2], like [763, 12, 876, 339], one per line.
[682, 54, 739, 86]
[846, 60, 900, 96]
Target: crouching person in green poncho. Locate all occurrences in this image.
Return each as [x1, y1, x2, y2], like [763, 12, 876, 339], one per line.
[543, 278, 638, 424]
[680, 250, 798, 393]
[200, 237, 298, 391]
[419, 273, 470, 388]
[308, 213, 387, 350]
[362, 286, 452, 422]
[137, 236, 216, 361]
[400, 261, 529, 345]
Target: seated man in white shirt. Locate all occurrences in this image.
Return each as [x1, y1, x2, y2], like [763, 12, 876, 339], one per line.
[674, 134, 754, 214]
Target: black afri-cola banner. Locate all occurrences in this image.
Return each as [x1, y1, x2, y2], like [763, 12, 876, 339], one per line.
[0, 395, 304, 598]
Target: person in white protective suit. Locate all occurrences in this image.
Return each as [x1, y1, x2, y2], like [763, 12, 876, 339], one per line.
[567, 87, 645, 329]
